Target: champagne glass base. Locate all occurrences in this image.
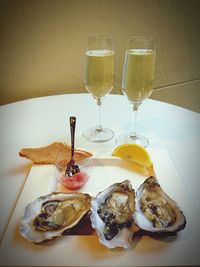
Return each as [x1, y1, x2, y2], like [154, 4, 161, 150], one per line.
[116, 133, 149, 148]
[83, 127, 114, 143]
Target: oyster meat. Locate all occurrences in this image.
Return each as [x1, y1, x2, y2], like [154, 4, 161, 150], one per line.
[90, 180, 135, 249]
[20, 192, 91, 243]
[133, 176, 186, 233]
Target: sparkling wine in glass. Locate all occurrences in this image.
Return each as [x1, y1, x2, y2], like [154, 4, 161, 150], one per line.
[117, 36, 156, 147]
[83, 34, 114, 142]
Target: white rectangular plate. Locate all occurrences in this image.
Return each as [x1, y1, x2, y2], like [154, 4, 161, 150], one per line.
[51, 157, 152, 197]
[0, 149, 199, 266]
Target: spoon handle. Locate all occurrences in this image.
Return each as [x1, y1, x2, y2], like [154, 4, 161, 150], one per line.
[69, 116, 76, 160]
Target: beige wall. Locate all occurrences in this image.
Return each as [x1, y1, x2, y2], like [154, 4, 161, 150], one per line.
[0, 0, 200, 111]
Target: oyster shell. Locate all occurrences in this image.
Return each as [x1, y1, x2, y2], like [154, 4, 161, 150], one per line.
[20, 192, 91, 243]
[133, 176, 186, 233]
[90, 180, 135, 249]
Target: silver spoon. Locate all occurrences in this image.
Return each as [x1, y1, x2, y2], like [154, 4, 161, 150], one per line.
[65, 116, 80, 176]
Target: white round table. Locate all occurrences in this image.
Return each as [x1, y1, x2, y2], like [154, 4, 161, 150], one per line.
[0, 93, 200, 243]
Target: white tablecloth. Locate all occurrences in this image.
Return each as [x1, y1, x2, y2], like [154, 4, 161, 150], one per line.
[0, 93, 200, 244]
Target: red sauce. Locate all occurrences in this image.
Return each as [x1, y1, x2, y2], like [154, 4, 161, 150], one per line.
[60, 172, 89, 190]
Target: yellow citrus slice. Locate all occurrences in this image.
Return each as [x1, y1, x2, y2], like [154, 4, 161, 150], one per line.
[112, 144, 153, 168]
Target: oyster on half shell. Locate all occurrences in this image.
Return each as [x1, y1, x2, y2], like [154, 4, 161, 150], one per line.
[20, 192, 91, 243]
[133, 176, 186, 233]
[90, 180, 135, 249]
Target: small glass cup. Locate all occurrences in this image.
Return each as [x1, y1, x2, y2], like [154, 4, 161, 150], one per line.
[54, 154, 92, 192]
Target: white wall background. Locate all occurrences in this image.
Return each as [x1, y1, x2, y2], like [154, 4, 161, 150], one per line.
[0, 0, 200, 111]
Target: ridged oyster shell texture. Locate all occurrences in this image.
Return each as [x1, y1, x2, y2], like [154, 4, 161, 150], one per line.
[20, 177, 186, 248]
[90, 180, 135, 249]
[91, 177, 186, 249]
[20, 192, 91, 243]
[133, 176, 186, 233]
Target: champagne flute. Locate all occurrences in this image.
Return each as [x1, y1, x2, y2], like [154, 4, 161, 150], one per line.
[83, 34, 114, 142]
[117, 36, 156, 147]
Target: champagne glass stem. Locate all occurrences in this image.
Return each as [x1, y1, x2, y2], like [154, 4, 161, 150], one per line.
[130, 103, 140, 139]
[96, 98, 102, 131]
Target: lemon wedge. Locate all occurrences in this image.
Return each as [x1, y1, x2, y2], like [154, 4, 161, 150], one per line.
[112, 144, 153, 168]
